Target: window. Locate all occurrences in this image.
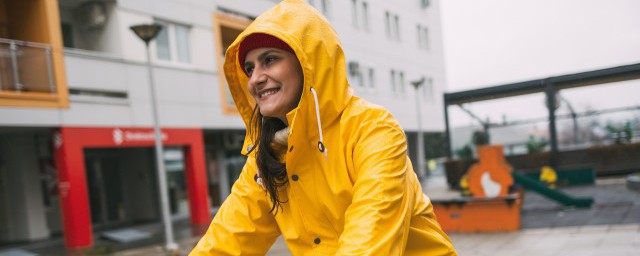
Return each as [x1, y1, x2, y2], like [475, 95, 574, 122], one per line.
[390, 69, 396, 92]
[352, 1, 370, 31]
[367, 67, 375, 89]
[394, 15, 401, 41]
[423, 77, 434, 99]
[385, 11, 391, 38]
[362, 2, 369, 31]
[398, 71, 405, 94]
[352, 0, 358, 28]
[390, 69, 405, 96]
[321, 0, 330, 16]
[417, 25, 429, 50]
[155, 21, 191, 64]
[421, 0, 431, 9]
[385, 11, 401, 41]
[416, 25, 421, 48]
[349, 61, 375, 93]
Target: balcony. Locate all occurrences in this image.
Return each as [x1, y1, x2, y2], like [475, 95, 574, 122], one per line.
[0, 0, 68, 108]
[0, 38, 56, 94]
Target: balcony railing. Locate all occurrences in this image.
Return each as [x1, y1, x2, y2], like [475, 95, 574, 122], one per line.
[0, 38, 56, 94]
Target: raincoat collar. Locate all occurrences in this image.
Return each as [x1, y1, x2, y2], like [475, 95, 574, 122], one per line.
[223, 0, 353, 155]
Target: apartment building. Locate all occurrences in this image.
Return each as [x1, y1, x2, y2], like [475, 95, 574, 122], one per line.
[0, 0, 446, 249]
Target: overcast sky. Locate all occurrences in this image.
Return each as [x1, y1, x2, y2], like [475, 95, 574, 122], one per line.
[439, 0, 640, 127]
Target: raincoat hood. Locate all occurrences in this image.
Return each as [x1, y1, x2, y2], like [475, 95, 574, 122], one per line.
[223, 0, 352, 155]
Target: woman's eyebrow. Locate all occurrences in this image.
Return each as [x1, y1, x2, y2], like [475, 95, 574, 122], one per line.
[256, 49, 277, 62]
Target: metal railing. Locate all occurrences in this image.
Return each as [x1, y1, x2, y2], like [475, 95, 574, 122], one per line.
[0, 38, 56, 93]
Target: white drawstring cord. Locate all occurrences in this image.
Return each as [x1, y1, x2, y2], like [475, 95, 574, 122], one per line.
[310, 87, 327, 159]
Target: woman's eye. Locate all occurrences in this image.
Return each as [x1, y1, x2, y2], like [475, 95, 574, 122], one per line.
[265, 56, 278, 64]
[245, 66, 254, 74]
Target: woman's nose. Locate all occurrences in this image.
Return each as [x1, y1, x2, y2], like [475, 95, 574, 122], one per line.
[249, 68, 267, 87]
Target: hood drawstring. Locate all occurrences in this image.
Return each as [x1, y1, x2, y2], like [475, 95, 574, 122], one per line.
[310, 87, 327, 159]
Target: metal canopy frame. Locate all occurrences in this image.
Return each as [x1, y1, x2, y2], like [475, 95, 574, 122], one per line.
[443, 63, 640, 166]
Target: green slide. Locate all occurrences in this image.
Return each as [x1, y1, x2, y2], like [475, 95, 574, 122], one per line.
[512, 172, 594, 208]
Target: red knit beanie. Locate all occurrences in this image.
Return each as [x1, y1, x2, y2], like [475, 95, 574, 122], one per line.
[238, 33, 295, 74]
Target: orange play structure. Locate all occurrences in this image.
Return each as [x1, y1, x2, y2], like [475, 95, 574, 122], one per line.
[467, 145, 514, 198]
[434, 145, 522, 232]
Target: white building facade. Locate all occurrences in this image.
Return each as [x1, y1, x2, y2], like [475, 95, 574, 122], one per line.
[0, 0, 446, 249]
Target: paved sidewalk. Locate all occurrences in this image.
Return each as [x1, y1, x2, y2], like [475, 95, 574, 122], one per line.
[449, 224, 639, 256]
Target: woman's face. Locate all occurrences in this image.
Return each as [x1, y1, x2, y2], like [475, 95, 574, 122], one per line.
[244, 47, 303, 123]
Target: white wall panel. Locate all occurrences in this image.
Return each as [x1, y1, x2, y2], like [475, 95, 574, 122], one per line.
[65, 55, 128, 92]
[130, 102, 153, 126]
[0, 109, 62, 126]
[126, 64, 152, 102]
[154, 67, 203, 104]
[191, 27, 217, 71]
[60, 103, 133, 126]
[153, 0, 192, 25]
[156, 103, 203, 127]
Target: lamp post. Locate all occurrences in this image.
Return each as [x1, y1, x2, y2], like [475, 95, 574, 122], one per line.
[130, 24, 178, 251]
[411, 77, 426, 180]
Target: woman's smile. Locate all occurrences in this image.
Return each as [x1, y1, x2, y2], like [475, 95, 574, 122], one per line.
[258, 88, 280, 99]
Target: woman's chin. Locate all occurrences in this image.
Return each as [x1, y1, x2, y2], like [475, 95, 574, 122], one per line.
[260, 109, 278, 118]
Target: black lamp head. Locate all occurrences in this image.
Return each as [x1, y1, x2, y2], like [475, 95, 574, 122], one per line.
[130, 24, 163, 44]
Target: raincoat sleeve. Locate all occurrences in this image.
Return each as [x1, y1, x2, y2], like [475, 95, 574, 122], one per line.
[190, 155, 281, 255]
[337, 120, 413, 255]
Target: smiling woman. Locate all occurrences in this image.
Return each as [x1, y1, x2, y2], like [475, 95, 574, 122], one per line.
[190, 0, 457, 255]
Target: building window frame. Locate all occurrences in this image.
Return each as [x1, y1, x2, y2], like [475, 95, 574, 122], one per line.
[398, 70, 405, 95]
[390, 69, 396, 93]
[153, 20, 192, 65]
[417, 24, 429, 50]
[423, 77, 434, 99]
[213, 13, 252, 115]
[367, 67, 375, 91]
[385, 11, 401, 41]
[394, 15, 401, 41]
[362, 2, 370, 31]
[351, 0, 359, 28]
[421, 0, 431, 9]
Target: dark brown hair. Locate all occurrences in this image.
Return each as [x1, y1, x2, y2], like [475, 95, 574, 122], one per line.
[249, 107, 288, 214]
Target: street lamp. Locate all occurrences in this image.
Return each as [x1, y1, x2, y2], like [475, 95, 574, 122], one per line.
[411, 77, 427, 180]
[130, 24, 178, 251]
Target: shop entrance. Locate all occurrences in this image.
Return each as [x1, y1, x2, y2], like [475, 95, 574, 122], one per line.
[84, 148, 161, 230]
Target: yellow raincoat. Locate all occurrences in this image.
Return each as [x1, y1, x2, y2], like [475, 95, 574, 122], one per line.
[192, 0, 457, 255]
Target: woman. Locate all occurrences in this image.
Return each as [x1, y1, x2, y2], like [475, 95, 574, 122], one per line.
[191, 0, 457, 255]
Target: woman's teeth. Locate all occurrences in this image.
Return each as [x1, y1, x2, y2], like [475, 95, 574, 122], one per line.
[260, 88, 279, 98]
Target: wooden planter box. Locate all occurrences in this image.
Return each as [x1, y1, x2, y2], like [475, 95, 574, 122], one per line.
[433, 194, 521, 233]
